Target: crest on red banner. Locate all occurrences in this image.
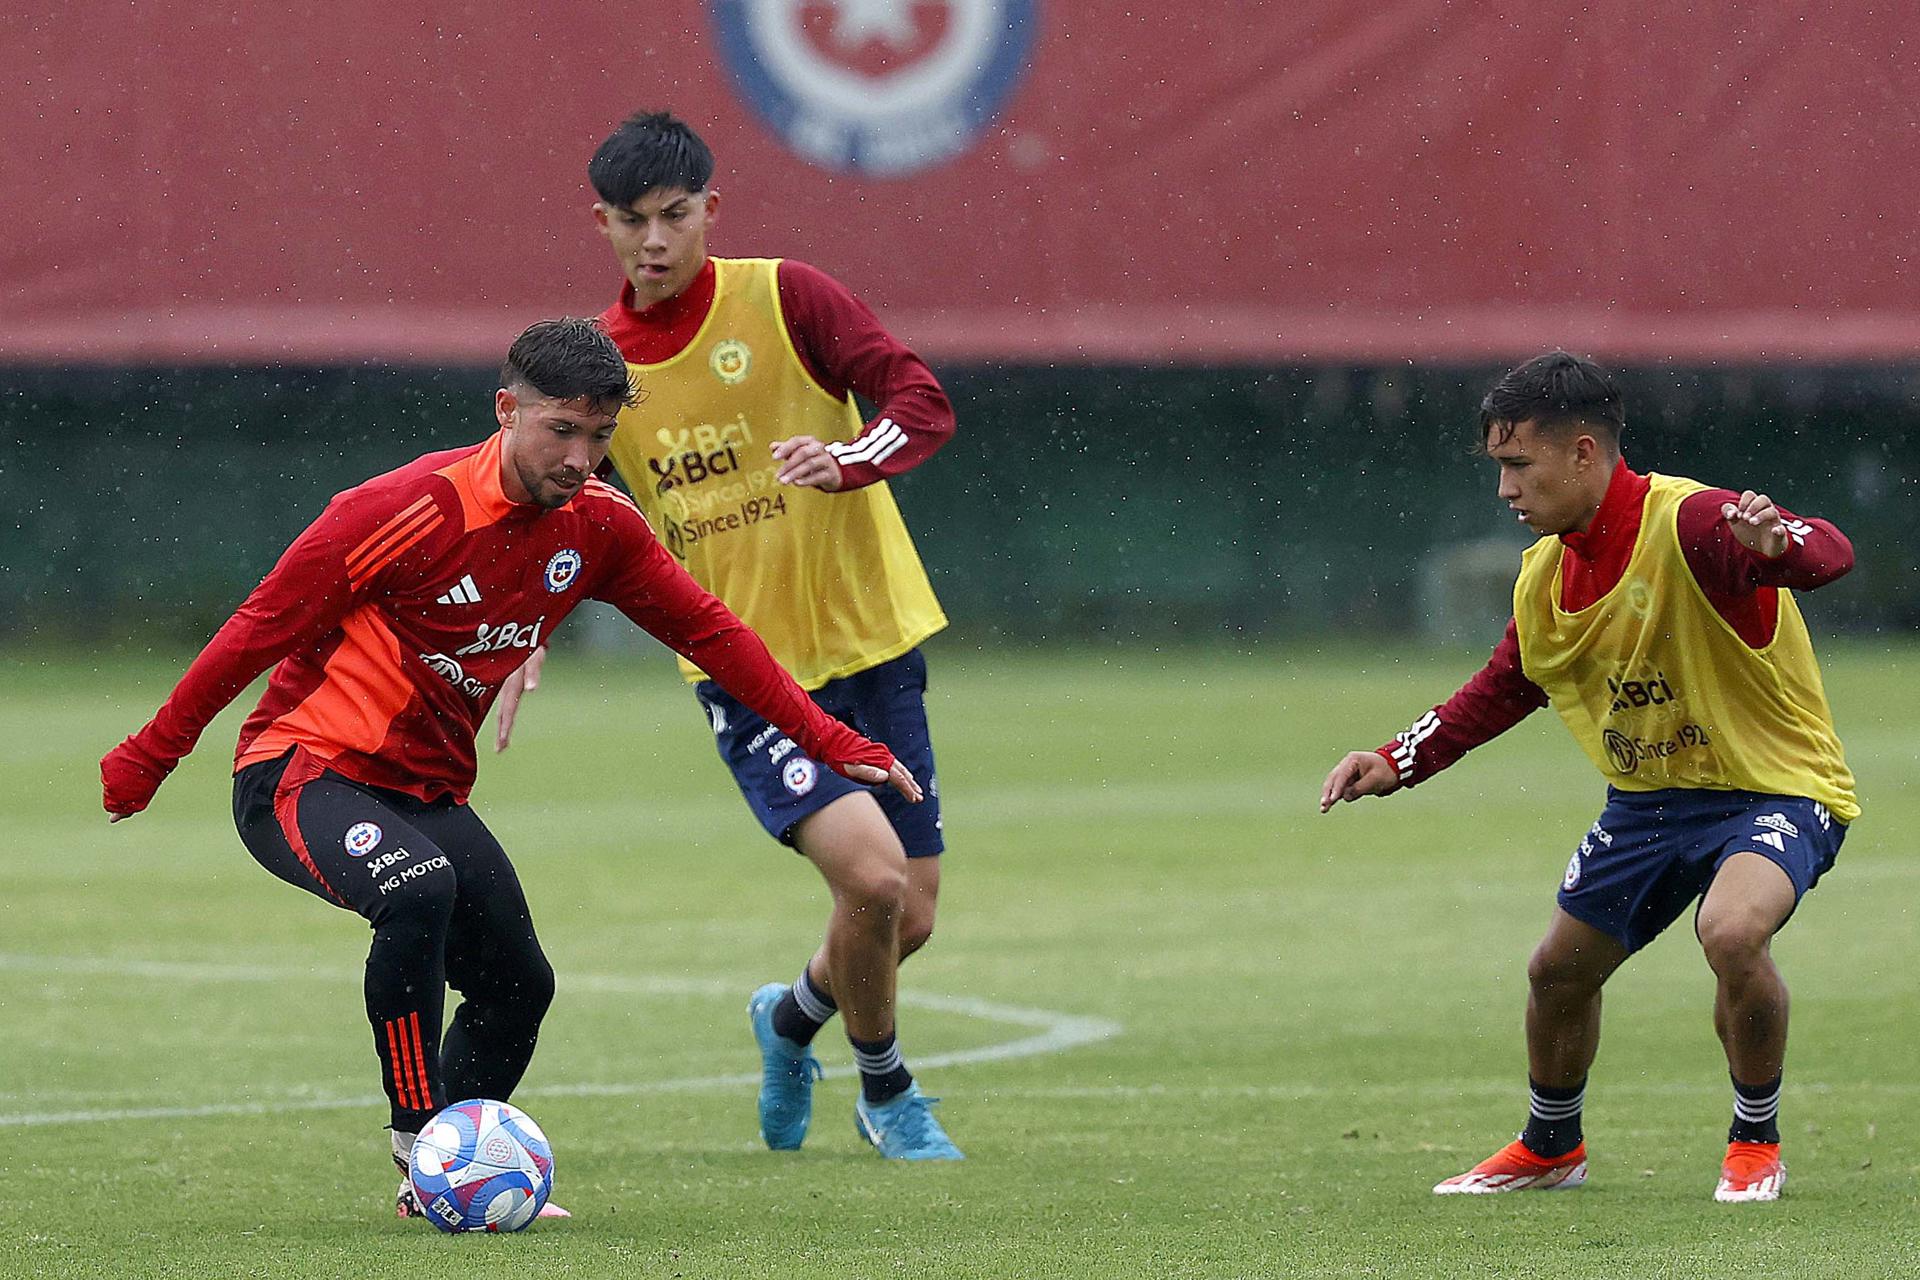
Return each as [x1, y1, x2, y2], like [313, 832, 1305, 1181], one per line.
[713, 0, 1037, 176]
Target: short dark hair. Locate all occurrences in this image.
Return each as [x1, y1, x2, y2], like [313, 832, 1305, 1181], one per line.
[500, 318, 636, 410]
[588, 111, 715, 209]
[1479, 351, 1624, 448]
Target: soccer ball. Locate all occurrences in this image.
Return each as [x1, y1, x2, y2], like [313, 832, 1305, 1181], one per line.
[408, 1099, 555, 1233]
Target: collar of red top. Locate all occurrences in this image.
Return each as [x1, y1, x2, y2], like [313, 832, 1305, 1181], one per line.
[468, 430, 530, 520]
[1559, 457, 1647, 557]
[615, 258, 717, 330]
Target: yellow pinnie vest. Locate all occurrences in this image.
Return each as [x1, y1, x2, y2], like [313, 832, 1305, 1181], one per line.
[606, 257, 947, 689]
[1513, 473, 1857, 822]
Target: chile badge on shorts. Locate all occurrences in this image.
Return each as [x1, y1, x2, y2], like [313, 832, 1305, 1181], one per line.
[711, 0, 1039, 176]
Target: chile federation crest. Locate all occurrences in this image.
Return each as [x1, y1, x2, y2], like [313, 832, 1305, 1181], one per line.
[711, 0, 1038, 176]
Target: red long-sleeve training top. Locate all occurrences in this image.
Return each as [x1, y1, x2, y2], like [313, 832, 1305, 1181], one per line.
[106, 431, 887, 808]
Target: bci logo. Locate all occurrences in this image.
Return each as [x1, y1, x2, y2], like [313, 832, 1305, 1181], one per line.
[650, 416, 753, 494]
[1608, 670, 1680, 714]
[650, 445, 743, 494]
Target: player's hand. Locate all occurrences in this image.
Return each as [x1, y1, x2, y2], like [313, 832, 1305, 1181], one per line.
[841, 758, 924, 804]
[101, 737, 171, 822]
[493, 645, 547, 753]
[771, 435, 843, 491]
[1319, 750, 1400, 813]
[1721, 490, 1789, 559]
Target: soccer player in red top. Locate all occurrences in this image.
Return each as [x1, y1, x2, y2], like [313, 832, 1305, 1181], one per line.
[1321, 352, 1857, 1203]
[100, 319, 919, 1221]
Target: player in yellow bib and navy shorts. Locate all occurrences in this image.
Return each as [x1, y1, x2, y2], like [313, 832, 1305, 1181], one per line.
[1320, 352, 1858, 1203]
[496, 113, 960, 1159]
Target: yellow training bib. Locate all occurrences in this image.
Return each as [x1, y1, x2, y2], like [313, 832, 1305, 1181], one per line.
[1513, 473, 1857, 822]
[606, 257, 947, 689]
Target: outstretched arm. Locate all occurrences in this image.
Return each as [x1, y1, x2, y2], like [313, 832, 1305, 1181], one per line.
[1318, 619, 1547, 812]
[101, 495, 370, 819]
[594, 511, 920, 802]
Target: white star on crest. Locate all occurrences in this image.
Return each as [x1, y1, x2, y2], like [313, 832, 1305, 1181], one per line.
[824, 0, 920, 49]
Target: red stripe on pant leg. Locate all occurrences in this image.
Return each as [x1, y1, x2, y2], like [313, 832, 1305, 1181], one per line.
[407, 1011, 434, 1110]
[270, 747, 347, 906]
[393, 1013, 420, 1113]
[385, 1019, 416, 1110]
[396, 1017, 424, 1111]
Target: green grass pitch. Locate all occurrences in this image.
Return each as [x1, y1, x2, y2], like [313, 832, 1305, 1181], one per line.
[3, 641, 1916, 1278]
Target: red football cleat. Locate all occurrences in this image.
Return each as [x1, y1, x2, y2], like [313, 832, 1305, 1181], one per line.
[1715, 1141, 1785, 1202]
[1434, 1139, 1588, 1194]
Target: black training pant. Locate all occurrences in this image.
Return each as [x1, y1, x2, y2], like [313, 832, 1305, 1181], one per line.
[233, 748, 554, 1133]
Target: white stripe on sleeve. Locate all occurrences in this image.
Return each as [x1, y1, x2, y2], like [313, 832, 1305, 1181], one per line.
[827, 418, 905, 466]
[1388, 710, 1442, 781]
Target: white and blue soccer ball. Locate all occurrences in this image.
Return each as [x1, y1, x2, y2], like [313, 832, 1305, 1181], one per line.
[408, 1099, 554, 1233]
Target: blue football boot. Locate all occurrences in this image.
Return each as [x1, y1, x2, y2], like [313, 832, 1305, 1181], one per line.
[748, 982, 822, 1150]
[854, 1083, 964, 1160]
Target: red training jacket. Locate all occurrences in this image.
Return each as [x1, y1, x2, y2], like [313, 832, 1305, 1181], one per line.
[105, 431, 889, 808]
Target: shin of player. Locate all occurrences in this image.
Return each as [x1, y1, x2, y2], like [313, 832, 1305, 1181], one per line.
[1319, 351, 1856, 1202]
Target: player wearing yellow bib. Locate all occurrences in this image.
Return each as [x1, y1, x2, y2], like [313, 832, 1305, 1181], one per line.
[1320, 353, 1857, 1203]
[496, 112, 959, 1159]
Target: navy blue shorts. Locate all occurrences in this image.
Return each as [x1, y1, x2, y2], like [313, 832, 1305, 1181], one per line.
[695, 648, 943, 858]
[1558, 787, 1845, 953]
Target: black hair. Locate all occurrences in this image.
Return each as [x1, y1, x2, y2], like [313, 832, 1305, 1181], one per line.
[500, 318, 636, 410]
[1479, 351, 1625, 449]
[588, 111, 715, 209]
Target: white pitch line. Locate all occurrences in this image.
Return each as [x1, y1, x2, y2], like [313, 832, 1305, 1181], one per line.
[0, 954, 1121, 1129]
[992, 1080, 1917, 1100]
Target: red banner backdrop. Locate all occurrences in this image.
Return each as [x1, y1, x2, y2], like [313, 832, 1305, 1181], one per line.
[5, 4, 1914, 364]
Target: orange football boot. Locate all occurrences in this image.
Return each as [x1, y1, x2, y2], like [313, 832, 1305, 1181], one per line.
[1434, 1139, 1588, 1194]
[1714, 1141, 1785, 1202]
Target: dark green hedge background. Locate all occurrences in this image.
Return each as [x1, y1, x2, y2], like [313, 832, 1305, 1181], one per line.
[4, 363, 1915, 646]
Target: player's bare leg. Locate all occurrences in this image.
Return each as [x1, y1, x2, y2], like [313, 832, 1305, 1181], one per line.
[1699, 853, 1795, 1085]
[1436, 910, 1627, 1194]
[898, 854, 940, 961]
[1698, 852, 1796, 1202]
[780, 794, 960, 1158]
[800, 847, 939, 979]
[1525, 909, 1630, 1088]
[795, 793, 909, 1041]
[750, 795, 956, 1157]
[747, 793, 897, 1149]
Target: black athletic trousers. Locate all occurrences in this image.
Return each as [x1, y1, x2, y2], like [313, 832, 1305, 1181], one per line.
[233, 748, 554, 1133]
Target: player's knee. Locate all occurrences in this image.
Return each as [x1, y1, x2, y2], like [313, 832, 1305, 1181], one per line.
[1526, 943, 1598, 997]
[458, 951, 554, 1032]
[1696, 908, 1772, 974]
[839, 859, 909, 920]
[513, 954, 557, 1022]
[899, 912, 935, 958]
